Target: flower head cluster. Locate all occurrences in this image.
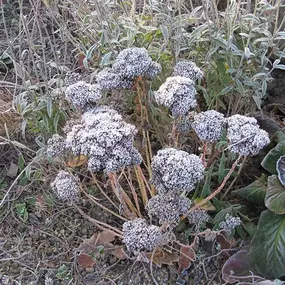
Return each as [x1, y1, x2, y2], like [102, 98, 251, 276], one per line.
[188, 209, 210, 231]
[122, 218, 167, 254]
[46, 134, 67, 158]
[154, 76, 197, 117]
[177, 111, 197, 133]
[219, 213, 241, 235]
[151, 148, 205, 195]
[96, 67, 134, 90]
[147, 193, 191, 225]
[65, 72, 82, 87]
[173, 61, 204, 81]
[227, 114, 270, 156]
[50, 171, 80, 202]
[65, 81, 102, 109]
[192, 110, 226, 142]
[113, 47, 161, 80]
[65, 106, 142, 173]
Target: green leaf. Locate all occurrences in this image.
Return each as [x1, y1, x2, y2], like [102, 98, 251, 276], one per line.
[250, 210, 285, 278]
[233, 174, 267, 205]
[261, 140, 285, 174]
[218, 151, 226, 184]
[276, 131, 285, 144]
[265, 175, 285, 214]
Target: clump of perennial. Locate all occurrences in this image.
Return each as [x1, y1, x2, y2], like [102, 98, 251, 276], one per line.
[65, 81, 102, 109]
[147, 193, 191, 225]
[192, 110, 226, 142]
[173, 61, 204, 81]
[96, 67, 134, 90]
[154, 76, 197, 117]
[188, 209, 210, 231]
[65, 106, 142, 173]
[219, 213, 241, 235]
[46, 134, 67, 158]
[151, 148, 205, 195]
[122, 218, 166, 254]
[50, 171, 80, 202]
[227, 114, 270, 156]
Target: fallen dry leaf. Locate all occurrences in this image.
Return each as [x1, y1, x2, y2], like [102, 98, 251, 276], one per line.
[217, 231, 236, 250]
[66, 154, 87, 168]
[178, 236, 199, 274]
[146, 248, 179, 267]
[77, 253, 96, 268]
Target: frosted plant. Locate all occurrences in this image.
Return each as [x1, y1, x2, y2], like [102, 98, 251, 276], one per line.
[227, 114, 270, 156]
[219, 213, 241, 235]
[65, 106, 142, 173]
[46, 134, 67, 158]
[122, 218, 167, 254]
[147, 193, 191, 225]
[177, 111, 197, 133]
[192, 110, 226, 142]
[154, 76, 197, 117]
[173, 61, 204, 81]
[144, 61, 162, 80]
[50, 171, 80, 202]
[188, 209, 210, 231]
[151, 148, 205, 195]
[113, 47, 153, 79]
[96, 67, 134, 90]
[65, 72, 82, 87]
[65, 81, 102, 108]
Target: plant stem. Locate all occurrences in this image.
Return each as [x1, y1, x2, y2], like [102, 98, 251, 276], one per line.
[181, 154, 243, 220]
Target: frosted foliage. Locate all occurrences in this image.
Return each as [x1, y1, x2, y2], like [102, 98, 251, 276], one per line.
[96, 67, 133, 90]
[154, 76, 197, 117]
[46, 134, 66, 157]
[113, 48, 153, 79]
[192, 110, 226, 142]
[151, 148, 205, 195]
[147, 193, 191, 225]
[227, 114, 270, 156]
[65, 81, 102, 108]
[173, 61, 204, 81]
[50, 171, 80, 202]
[65, 106, 142, 173]
[188, 209, 210, 230]
[122, 219, 166, 254]
[219, 214, 241, 235]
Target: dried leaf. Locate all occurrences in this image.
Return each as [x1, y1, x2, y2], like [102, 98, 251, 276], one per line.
[178, 236, 199, 274]
[6, 162, 18, 178]
[77, 253, 96, 268]
[96, 230, 116, 245]
[194, 198, 216, 211]
[66, 155, 87, 167]
[146, 248, 179, 267]
[217, 231, 236, 249]
[111, 246, 128, 260]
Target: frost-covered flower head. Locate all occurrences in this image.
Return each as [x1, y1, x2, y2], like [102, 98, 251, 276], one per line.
[65, 72, 82, 87]
[227, 114, 270, 156]
[192, 110, 226, 142]
[122, 218, 167, 254]
[188, 209, 210, 231]
[151, 148, 205, 195]
[113, 47, 153, 79]
[154, 76, 197, 117]
[46, 134, 67, 158]
[50, 171, 80, 202]
[65, 106, 142, 173]
[144, 61, 162, 80]
[65, 81, 102, 109]
[147, 193, 191, 225]
[219, 213, 241, 235]
[173, 61, 204, 81]
[96, 67, 134, 90]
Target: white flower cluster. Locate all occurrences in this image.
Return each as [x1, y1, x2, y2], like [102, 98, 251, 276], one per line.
[113, 47, 161, 80]
[65, 106, 142, 173]
[227, 114, 270, 156]
[173, 61, 204, 81]
[50, 171, 80, 202]
[122, 218, 166, 254]
[150, 148, 205, 195]
[188, 209, 210, 231]
[65, 81, 102, 109]
[65, 72, 82, 87]
[154, 76, 197, 117]
[192, 110, 226, 142]
[147, 193, 191, 225]
[46, 134, 67, 158]
[219, 213, 241, 235]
